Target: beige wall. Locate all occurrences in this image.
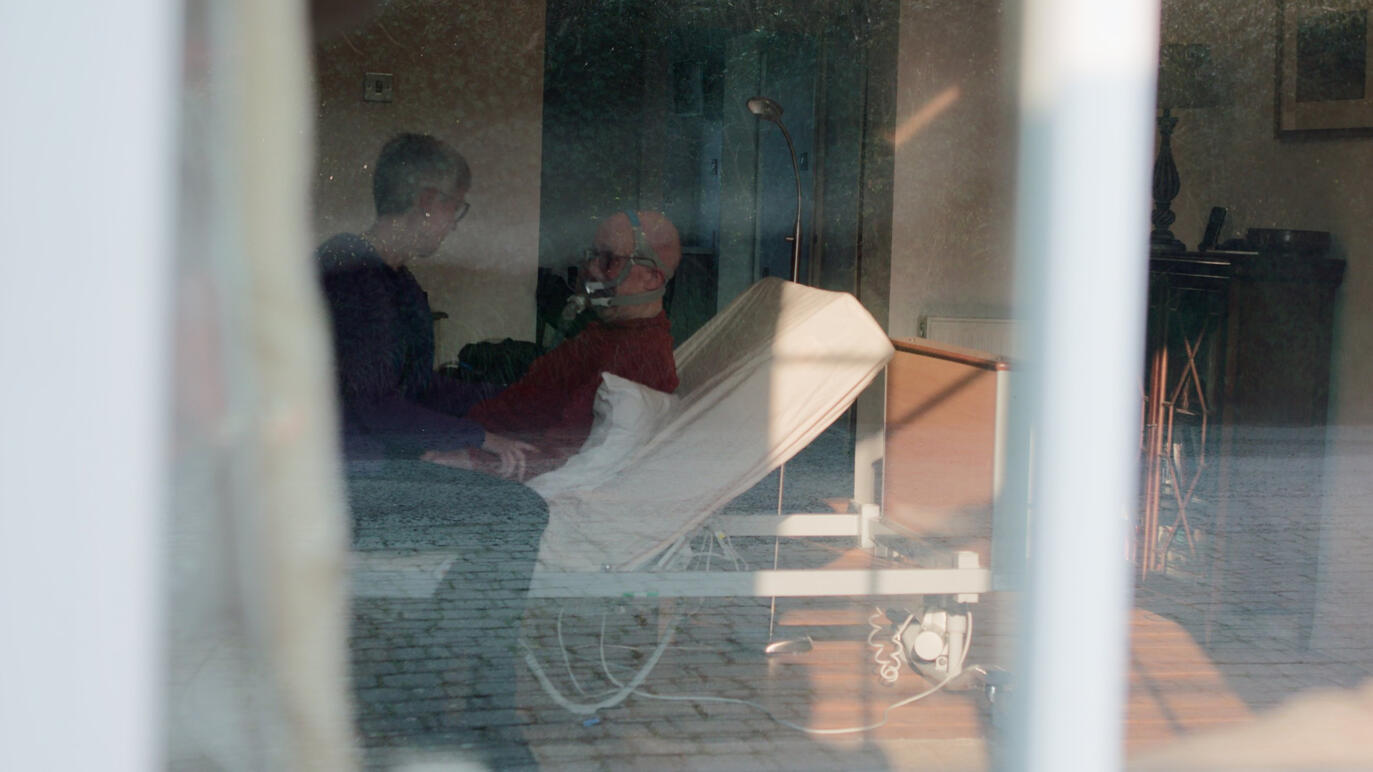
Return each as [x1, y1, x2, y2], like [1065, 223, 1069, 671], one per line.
[1160, 0, 1373, 652]
[888, 0, 1018, 340]
[312, 0, 545, 363]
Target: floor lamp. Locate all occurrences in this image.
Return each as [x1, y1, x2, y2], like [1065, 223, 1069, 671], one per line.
[747, 95, 813, 654]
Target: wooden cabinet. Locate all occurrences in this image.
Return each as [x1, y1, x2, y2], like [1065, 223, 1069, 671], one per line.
[1141, 251, 1344, 642]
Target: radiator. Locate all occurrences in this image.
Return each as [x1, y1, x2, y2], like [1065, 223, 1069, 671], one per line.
[919, 315, 1019, 359]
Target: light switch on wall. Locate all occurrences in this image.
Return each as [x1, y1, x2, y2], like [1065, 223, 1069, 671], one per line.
[364, 73, 394, 102]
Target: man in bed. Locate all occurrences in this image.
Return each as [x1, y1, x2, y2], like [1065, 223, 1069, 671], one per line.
[424, 209, 682, 481]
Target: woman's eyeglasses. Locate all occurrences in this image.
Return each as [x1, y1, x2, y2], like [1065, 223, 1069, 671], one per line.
[433, 188, 470, 223]
[451, 200, 470, 223]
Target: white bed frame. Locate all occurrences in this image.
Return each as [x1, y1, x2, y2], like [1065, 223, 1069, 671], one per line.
[527, 323, 1018, 606]
[527, 509, 992, 602]
[517, 333, 1017, 696]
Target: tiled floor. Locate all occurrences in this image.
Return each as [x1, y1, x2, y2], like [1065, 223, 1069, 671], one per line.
[347, 424, 1373, 770]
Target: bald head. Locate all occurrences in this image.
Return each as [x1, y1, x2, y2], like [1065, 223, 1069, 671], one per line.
[593, 211, 681, 279]
[585, 210, 681, 321]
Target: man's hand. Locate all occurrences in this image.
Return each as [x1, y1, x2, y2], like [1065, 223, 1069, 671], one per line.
[421, 434, 537, 480]
[480, 432, 538, 481]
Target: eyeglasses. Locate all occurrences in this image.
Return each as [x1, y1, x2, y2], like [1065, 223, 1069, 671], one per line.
[582, 248, 624, 273]
[581, 248, 657, 275]
[433, 188, 470, 224]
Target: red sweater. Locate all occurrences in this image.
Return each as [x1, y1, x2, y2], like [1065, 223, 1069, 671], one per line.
[468, 311, 677, 474]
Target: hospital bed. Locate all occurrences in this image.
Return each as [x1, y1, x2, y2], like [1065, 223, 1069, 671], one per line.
[514, 277, 1017, 696]
[349, 277, 1018, 717]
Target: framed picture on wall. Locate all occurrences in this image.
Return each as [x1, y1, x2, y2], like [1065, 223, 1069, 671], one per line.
[1277, 0, 1373, 137]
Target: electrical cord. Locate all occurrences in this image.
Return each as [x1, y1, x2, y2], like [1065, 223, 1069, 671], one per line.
[603, 662, 961, 736]
[574, 608, 975, 736]
[557, 609, 620, 699]
[868, 606, 913, 686]
[523, 565, 978, 735]
[520, 611, 685, 716]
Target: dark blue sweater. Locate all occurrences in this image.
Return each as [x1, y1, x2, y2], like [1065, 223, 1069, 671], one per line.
[316, 233, 486, 458]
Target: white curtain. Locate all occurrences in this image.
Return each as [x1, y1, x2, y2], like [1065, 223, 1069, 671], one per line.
[167, 0, 355, 768]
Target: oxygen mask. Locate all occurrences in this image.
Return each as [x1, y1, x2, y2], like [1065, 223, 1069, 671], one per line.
[559, 212, 665, 320]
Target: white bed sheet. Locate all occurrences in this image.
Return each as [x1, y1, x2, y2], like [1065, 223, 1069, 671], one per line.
[535, 277, 894, 572]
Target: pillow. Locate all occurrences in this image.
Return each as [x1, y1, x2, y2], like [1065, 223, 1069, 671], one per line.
[526, 373, 678, 499]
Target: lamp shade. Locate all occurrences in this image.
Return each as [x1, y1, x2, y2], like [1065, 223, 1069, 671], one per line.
[1158, 43, 1222, 109]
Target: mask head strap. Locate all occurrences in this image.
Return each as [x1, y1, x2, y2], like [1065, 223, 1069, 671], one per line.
[623, 210, 659, 267]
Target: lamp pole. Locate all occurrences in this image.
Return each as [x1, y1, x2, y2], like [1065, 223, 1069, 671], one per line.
[746, 96, 803, 283]
[746, 95, 813, 656]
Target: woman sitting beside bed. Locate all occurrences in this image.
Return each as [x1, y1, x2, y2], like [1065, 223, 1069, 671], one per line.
[317, 132, 548, 765]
